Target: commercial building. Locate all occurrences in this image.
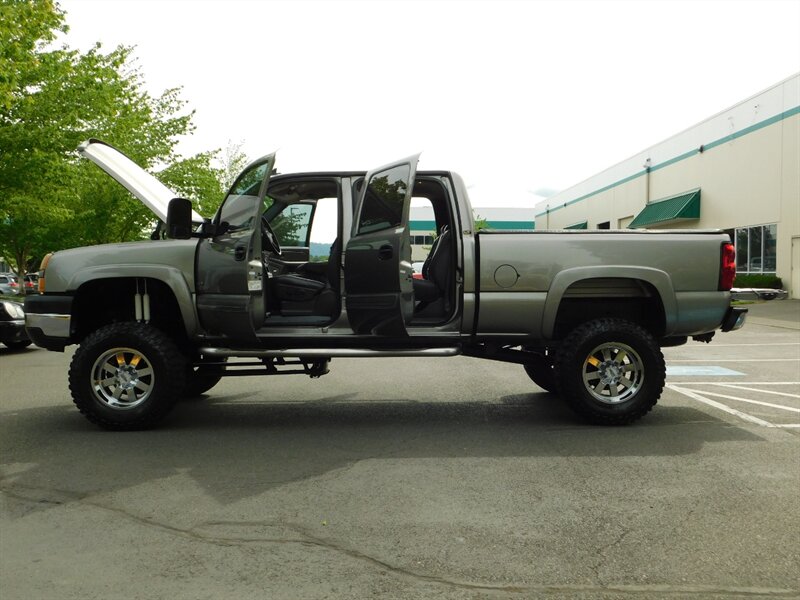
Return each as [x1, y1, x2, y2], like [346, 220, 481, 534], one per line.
[534, 74, 800, 298]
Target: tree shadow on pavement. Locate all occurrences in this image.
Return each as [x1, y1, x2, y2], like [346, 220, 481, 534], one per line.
[0, 391, 763, 515]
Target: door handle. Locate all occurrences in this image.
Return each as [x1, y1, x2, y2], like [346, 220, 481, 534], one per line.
[378, 244, 393, 261]
[234, 245, 247, 261]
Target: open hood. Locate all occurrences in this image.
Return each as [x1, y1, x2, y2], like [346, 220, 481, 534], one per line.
[78, 139, 204, 224]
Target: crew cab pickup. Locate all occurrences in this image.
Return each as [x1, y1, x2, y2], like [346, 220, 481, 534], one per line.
[25, 140, 747, 430]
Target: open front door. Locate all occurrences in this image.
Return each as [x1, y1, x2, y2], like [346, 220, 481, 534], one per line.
[196, 154, 276, 339]
[345, 154, 419, 335]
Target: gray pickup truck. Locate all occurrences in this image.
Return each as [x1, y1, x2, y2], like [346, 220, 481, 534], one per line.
[25, 140, 746, 430]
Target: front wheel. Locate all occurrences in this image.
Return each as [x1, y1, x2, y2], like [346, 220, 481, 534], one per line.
[68, 322, 188, 430]
[554, 318, 664, 425]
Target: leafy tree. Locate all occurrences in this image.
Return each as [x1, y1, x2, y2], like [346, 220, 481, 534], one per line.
[0, 0, 226, 292]
[474, 213, 490, 232]
[219, 140, 250, 193]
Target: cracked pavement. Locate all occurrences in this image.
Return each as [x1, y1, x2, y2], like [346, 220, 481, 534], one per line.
[1, 343, 799, 599]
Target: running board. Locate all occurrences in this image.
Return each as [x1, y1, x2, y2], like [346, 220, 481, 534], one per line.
[198, 347, 462, 359]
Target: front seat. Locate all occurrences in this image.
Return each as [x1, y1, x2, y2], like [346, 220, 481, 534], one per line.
[412, 226, 452, 312]
[269, 239, 341, 316]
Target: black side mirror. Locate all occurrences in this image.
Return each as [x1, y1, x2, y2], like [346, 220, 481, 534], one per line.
[166, 197, 193, 239]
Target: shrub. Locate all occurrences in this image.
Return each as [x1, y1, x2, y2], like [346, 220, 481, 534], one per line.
[733, 274, 783, 289]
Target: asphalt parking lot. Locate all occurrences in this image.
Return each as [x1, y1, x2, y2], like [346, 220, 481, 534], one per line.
[1, 301, 798, 599]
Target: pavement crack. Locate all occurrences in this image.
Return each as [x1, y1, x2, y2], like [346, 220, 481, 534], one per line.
[2, 485, 797, 597]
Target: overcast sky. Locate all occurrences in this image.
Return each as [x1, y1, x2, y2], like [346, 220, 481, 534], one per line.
[57, 0, 800, 210]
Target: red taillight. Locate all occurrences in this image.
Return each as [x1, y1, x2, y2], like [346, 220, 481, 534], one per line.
[720, 242, 736, 291]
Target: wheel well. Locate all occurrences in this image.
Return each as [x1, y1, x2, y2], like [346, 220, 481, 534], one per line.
[552, 278, 666, 339]
[72, 278, 187, 345]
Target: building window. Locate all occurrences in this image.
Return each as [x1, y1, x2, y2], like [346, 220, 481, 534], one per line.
[411, 235, 434, 245]
[735, 224, 777, 273]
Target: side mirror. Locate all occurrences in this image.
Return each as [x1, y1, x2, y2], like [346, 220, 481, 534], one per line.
[166, 197, 193, 239]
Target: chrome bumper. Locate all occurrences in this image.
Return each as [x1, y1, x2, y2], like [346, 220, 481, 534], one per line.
[26, 312, 71, 338]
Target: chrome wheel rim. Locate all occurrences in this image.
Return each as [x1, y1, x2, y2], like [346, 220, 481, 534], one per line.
[91, 347, 155, 410]
[582, 342, 644, 404]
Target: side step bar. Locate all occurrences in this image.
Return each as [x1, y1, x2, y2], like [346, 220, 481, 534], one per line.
[198, 347, 462, 359]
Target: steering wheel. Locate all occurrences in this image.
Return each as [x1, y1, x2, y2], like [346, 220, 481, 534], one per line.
[261, 216, 282, 256]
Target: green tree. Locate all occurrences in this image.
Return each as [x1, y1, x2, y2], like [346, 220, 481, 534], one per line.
[474, 213, 490, 232]
[0, 0, 225, 292]
[219, 140, 250, 193]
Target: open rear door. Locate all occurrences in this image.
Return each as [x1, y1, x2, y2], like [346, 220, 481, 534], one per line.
[345, 154, 419, 335]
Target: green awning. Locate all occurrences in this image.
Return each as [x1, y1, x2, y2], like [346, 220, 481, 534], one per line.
[564, 220, 588, 230]
[628, 189, 701, 229]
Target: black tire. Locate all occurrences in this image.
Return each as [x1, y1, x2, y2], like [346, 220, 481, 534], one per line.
[3, 340, 32, 350]
[554, 318, 664, 425]
[523, 352, 557, 393]
[184, 357, 226, 397]
[68, 322, 188, 430]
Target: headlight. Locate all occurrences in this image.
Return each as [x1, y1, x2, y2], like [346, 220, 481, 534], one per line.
[1, 301, 25, 320]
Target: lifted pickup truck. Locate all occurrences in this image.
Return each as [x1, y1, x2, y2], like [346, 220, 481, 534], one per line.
[26, 140, 747, 430]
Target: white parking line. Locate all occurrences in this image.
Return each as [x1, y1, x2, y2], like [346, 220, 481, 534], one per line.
[668, 358, 800, 362]
[685, 389, 800, 413]
[667, 384, 778, 427]
[666, 382, 800, 385]
[685, 343, 800, 347]
[714, 384, 800, 399]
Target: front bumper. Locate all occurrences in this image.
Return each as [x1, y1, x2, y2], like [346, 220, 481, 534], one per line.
[24, 295, 74, 351]
[0, 319, 29, 344]
[721, 306, 748, 332]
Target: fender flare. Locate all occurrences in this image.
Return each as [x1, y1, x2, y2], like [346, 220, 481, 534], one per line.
[68, 266, 199, 337]
[541, 266, 677, 338]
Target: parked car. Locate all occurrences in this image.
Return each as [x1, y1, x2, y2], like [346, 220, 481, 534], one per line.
[23, 273, 39, 292]
[730, 287, 788, 301]
[0, 275, 19, 296]
[0, 300, 31, 349]
[411, 261, 425, 280]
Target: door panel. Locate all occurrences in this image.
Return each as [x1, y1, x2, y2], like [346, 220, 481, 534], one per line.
[196, 154, 275, 339]
[345, 155, 419, 335]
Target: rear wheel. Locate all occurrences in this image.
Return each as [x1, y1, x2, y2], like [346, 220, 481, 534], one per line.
[554, 318, 664, 425]
[69, 322, 187, 430]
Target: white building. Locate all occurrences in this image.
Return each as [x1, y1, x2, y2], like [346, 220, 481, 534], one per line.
[534, 74, 800, 298]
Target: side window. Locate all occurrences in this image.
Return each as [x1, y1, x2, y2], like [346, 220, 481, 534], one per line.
[271, 203, 313, 247]
[309, 197, 338, 261]
[409, 197, 436, 262]
[357, 164, 410, 235]
[219, 161, 269, 232]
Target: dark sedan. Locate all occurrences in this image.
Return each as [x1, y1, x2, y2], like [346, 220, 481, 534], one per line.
[0, 300, 32, 350]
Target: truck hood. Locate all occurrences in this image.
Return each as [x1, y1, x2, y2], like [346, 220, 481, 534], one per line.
[78, 139, 204, 224]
